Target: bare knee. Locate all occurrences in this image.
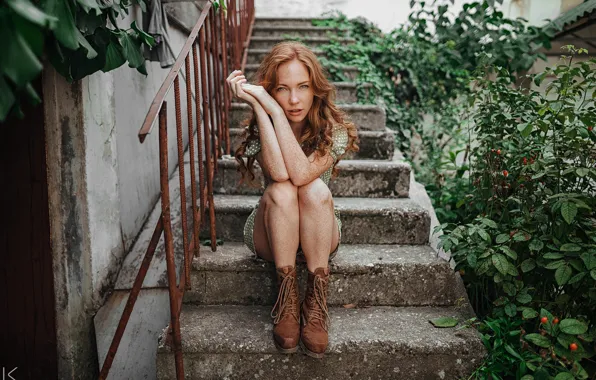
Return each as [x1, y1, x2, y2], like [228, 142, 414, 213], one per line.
[262, 180, 298, 207]
[298, 179, 332, 208]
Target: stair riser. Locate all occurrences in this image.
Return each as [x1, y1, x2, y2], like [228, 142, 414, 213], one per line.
[247, 50, 327, 64]
[250, 38, 350, 50]
[212, 161, 410, 198]
[245, 66, 358, 82]
[252, 28, 339, 38]
[201, 208, 430, 245]
[184, 265, 458, 306]
[229, 105, 385, 131]
[157, 351, 480, 380]
[255, 19, 330, 27]
[228, 129, 395, 160]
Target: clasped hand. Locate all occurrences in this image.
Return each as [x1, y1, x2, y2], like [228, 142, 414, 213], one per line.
[226, 70, 282, 116]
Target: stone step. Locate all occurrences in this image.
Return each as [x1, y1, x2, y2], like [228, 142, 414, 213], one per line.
[255, 17, 332, 28]
[183, 242, 460, 307]
[249, 36, 354, 50]
[252, 25, 342, 38]
[230, 103, 386, 131]
[247, 48, 326, 64]
[202, 195, 430, 245]
[244, 63, 358, 82]
[227, 128, 395, 160]
[156, 305, 484, 379]
[212, 158, 410, 198]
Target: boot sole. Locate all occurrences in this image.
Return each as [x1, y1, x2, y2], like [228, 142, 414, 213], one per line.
[300, 341, 325, 359]
[274, 339, 299, 354]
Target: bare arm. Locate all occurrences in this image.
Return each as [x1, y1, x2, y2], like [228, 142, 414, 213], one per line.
[270, 110, 334, 186]
[253, 105, 289, 182]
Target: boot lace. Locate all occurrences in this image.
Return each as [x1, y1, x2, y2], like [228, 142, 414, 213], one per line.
[271, 273, 298, 324]
[306, 275, 330, 331]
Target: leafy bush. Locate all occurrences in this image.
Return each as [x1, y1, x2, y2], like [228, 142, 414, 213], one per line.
[314, 1, 553, 224]
[0, 0, 156, 122]
[440, 47, 596, 378]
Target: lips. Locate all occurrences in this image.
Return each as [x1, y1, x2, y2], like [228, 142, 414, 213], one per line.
[287, 109, 303, 116]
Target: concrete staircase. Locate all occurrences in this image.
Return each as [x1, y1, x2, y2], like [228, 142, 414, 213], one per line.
[156, 17, 485, 379]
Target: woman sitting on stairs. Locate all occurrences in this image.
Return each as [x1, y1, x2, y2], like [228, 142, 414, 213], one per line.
[226, 41, 358, 358]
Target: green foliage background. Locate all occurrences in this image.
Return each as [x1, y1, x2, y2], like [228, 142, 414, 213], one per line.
[315, 1, 596, 378]
[0, 0, 155, 122]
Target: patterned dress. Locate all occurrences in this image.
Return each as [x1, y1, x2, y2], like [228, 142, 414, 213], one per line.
[242, 125, 349, 258]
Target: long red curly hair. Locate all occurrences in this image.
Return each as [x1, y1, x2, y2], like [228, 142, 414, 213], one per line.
[234, 41, 359, 184]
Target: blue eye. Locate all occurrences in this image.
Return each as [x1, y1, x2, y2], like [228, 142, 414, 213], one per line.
[276, 87, 287, 92]
[300, 85, 309, 89]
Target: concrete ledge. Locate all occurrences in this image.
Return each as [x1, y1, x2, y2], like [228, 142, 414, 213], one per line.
[249, 36, 355, 50]
[245, 63, 358, 81]
[201, 195, 431, 245]
[252, 25, 340, 37]
[183, 242, 459, 307]
[156, 305, 485, 379]
[255, 17, 333, 27]
[210, 157, 410, 198]
[230, 102, 386, 131]
[228, 128, 394, 160]
[247, 48, 326, 64]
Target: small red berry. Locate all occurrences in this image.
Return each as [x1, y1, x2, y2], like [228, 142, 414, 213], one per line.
[569, 343, 578, 351]
[496, 149, 501, 155]
[503, 170, 509, 177]
[589, 126, 593, 132]
[541, 316, 548, 324]
[519, 184, 524, 188]
[553, 318, 559, 324]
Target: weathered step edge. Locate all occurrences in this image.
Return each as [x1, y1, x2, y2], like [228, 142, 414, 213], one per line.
[184, 242, 459, 307]
[211, 157, 410, 198]
[230, 102, 386, 131]
[227, 128, 395, 160]
[156, 305, 485, 380]
[202, 195, 431, 245]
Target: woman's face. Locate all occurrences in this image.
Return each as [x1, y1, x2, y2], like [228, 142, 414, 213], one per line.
[272, 59, 314, 129]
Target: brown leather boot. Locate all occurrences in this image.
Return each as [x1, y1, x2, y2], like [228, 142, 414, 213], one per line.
[300, 267, 330, 358]
[271, 265, 300, 353]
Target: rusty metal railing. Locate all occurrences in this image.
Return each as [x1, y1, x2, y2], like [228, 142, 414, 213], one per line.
[98, 1, 255, 379]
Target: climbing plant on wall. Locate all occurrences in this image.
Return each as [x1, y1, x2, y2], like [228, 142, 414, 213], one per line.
[0, 0, 155, 122]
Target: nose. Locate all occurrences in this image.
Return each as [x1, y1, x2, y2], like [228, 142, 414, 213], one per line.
[289, 90, 299, 105]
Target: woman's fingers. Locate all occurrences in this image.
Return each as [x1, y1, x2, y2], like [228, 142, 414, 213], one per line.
[228, 74, 246, 98]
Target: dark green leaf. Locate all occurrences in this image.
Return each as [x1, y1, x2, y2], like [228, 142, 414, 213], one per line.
[119, 31, 145, 68]
[555, 265, 572, 286]
[516, 293, 532, 304]
[429, 316, 458, 328]
[44, 0, 79, 50]
[553, 373, 574, 380]
[559, 319, 588, 335]
[561, 201, 577, 224]
[6, 0, 57, 28]
[492, 254, 509, 276]
[0, 76, 16, 121]
[543, 252, 564, 259]
[496, 233, 510, 244]
[0, 21, 43, 87]
[524, 333, 551, 348]
[522, 308, 538, 318]
[521, 259, 535, 273]
[102, 40, 126, 72]
[560, 243, 580, 252]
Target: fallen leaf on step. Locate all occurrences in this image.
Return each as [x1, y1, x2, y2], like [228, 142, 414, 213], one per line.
[343, 303, 357, 309]
[429, 317, 458, 328]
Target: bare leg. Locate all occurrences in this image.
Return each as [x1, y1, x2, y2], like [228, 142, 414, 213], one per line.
[253, 180, 299, 267]
[298, 179, 340, 272]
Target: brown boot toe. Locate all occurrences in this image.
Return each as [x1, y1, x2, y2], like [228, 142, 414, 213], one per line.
[301, 267, 331, 359]
[271, 266, 300, 354]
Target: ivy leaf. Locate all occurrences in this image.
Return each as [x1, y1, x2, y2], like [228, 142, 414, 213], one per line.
[102, 39, 126, 72]
[429, 316, 458, 328]
[559, 319, 588, 335]
[119, 31, 145, 68]
[44, 0, 79, 50]
[492, 253, 509, 276]
[500, 246, 517, 260]
[545, 260, 564, 270]
[555, 265, 572, 286]
[516, 293, 532, 304]
[76, 31, 98, 59]
[581, 253, 595, 270]
[560, 201, 577, 224]
[131, 21, 155, 47]
[496, 233, 510, 244]
[521, 259, 535, 273]
[524, 333, 551, 348]
[504, 302, 517, 317]
[522, 308, 538, 318]
[477, 228, 490, 242]
[5, 0, 57, 28]
[554, 373, 574, 380]
[560, 243, 580, 252]
[529, 239, 544, 251]
[543, 252, 564, 259]
[481, 218, 498, 229]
